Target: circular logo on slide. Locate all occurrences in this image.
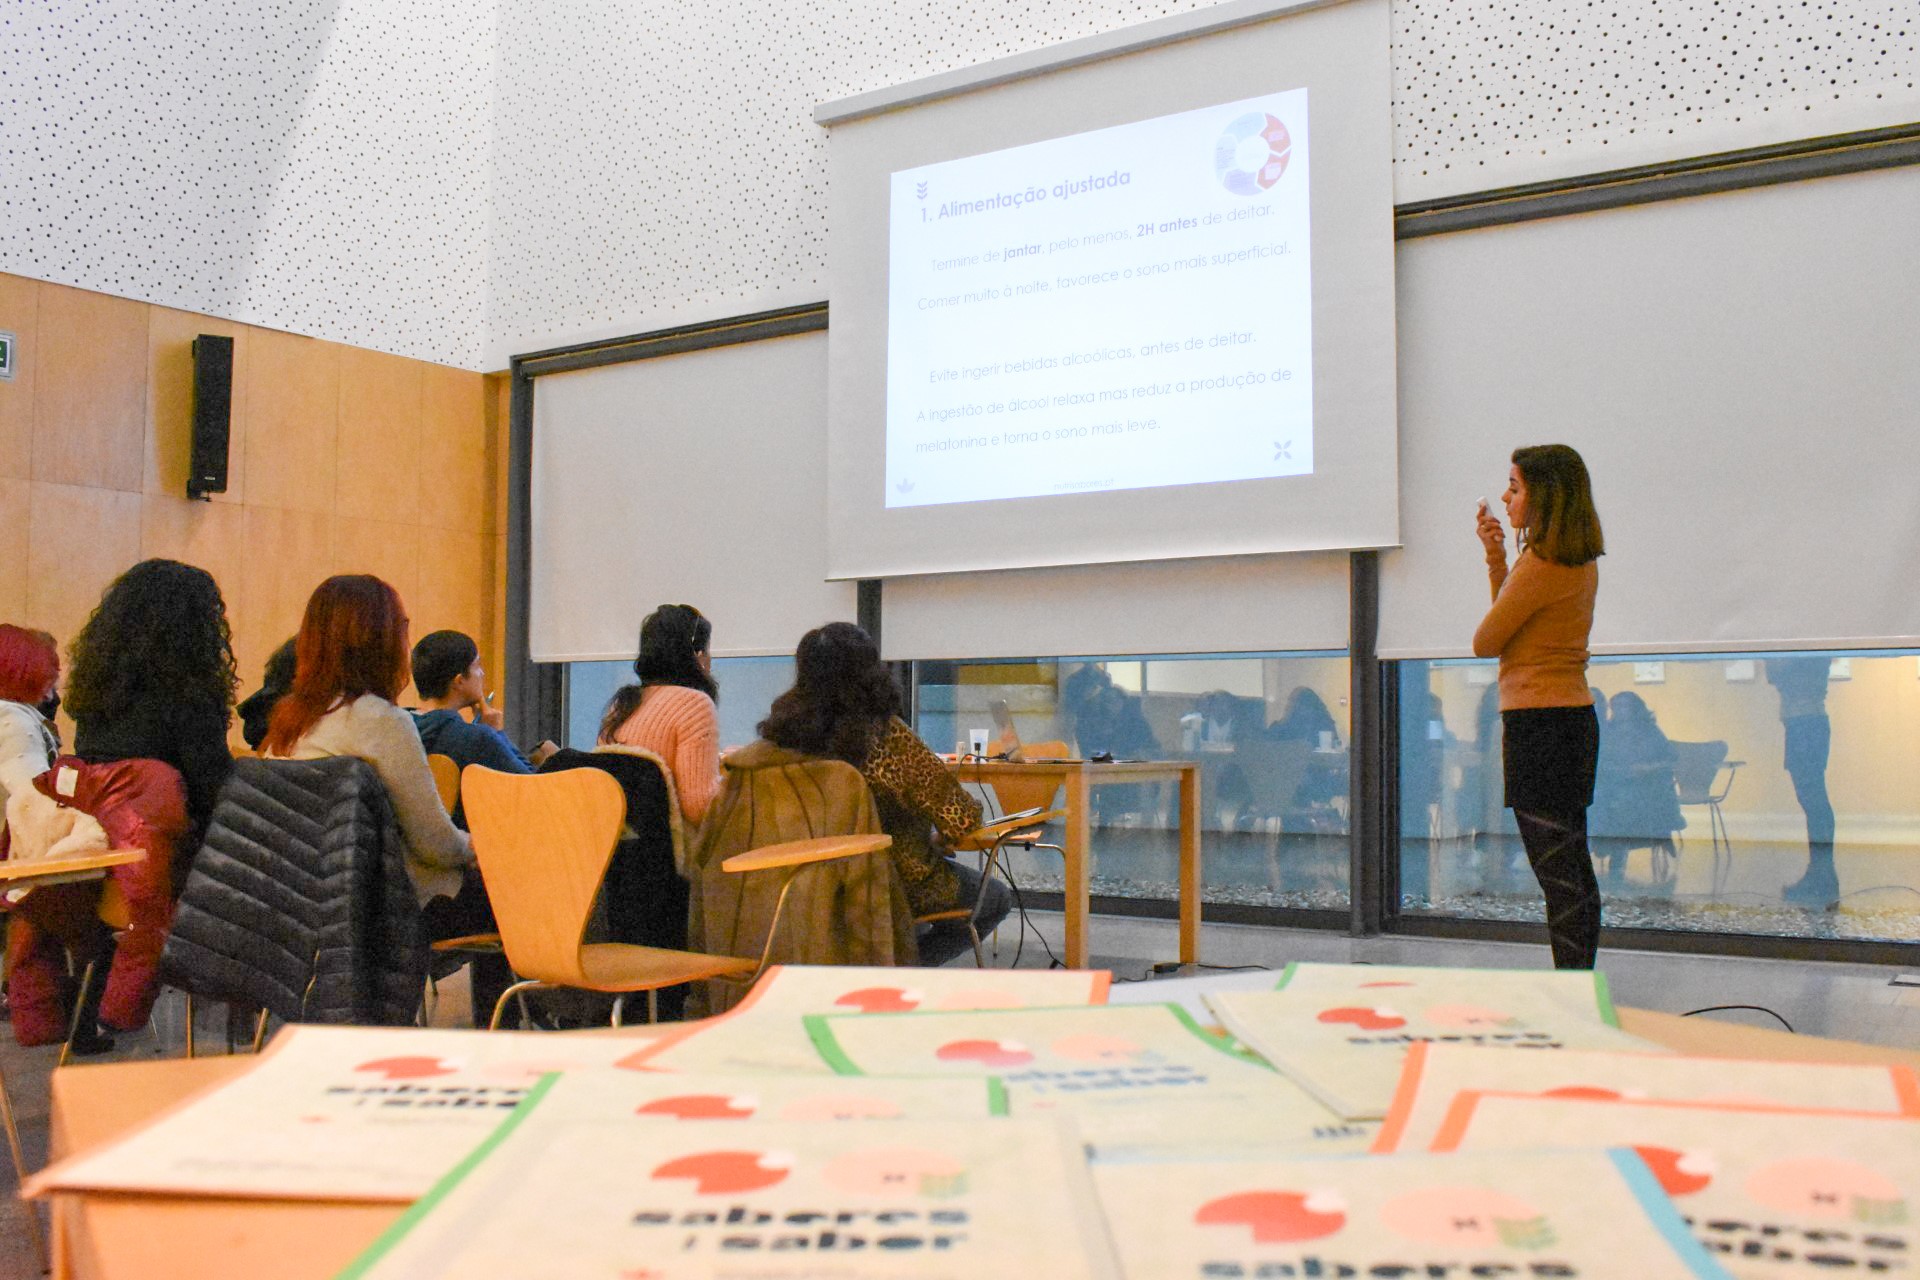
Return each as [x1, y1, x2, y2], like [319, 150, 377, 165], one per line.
[1214, 112, 1291, 196]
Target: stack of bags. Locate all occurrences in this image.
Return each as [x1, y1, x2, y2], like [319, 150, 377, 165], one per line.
[28, 963, 1920, 1279]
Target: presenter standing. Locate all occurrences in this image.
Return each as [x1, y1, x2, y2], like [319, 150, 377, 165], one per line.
[1472, 445, 1605, 969]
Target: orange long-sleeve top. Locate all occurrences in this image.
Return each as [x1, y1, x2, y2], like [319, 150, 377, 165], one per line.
[1471, 549, 1599, 711]
[603, 685, 724, 825]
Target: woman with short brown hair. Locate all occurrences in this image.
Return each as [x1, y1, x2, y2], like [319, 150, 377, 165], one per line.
[1471, 444, 1605, 969]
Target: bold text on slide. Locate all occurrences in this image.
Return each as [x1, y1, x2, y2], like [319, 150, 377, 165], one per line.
[885, 88, 1312, 509]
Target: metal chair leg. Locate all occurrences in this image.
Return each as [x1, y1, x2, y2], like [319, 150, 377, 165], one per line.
[646, 988, 659, 1024]
[610, 994, 625, 1028]
[56, 958, 102, 1069]
[252, 1008, 271, 1053]
[185, 993, 196, 1059]
[0, 1064, 47, 1272]
[489, 979, 546, 1031]
[966, 924, 985, 969]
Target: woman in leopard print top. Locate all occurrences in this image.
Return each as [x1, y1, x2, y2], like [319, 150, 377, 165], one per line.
[759, 623, 1009, 966]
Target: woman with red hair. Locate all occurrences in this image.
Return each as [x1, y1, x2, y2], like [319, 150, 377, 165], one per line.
[0, 623, 61, 844]
[264, 576, 472, 902]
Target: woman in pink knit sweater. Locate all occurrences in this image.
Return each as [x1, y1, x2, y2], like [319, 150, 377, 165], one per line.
[597, 604, 724, 825]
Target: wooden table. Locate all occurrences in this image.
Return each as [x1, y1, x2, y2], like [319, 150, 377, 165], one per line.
[39, 1008, 1920, 1279]
[951, 758, 1202, 970]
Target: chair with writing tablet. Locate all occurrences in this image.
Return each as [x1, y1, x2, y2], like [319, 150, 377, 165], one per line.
[461, 765, 888, 1027]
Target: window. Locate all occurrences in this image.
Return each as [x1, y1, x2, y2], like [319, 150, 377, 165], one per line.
[564, 656, 797, 751]
[915, 652, 1351, 913]
[1397, 649, 1920, 943]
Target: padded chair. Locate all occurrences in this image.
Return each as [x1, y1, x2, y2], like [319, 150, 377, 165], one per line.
[461, 765, 888, 1028]
[162, 757, 427, 1029]
[1671, 740, 1743, 893]
[4, 756, 190, 1050]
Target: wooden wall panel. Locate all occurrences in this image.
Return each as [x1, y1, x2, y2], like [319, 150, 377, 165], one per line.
[414, 526, 488, 656]
[245, 329, 340, 515]
[0, 275, 36, 480]
[33, 284, 148, 492]
[3, 273, 498, 735]
[239, 506, 336, 674]
[336, 347, 423, 522]
[334, 515, 423, 624]
[418, 364, 488, 534]
[0, 477, 28, 620]
[25, 483, 143, 646]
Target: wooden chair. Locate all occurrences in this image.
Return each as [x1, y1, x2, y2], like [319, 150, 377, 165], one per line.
[418, 752, 502, 1023]
[0, 845, 142, 1270]
[917, 805, 1066, 966]
[461, 765, 889, 1028]
[56, 874, 264, 1064]
[980, 738, 1069, 859]
[427, 753, 461, 815]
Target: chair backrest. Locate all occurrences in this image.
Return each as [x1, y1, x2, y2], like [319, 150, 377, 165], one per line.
[1236, 737, 1315, 813]
[988, 741, 1070, 816]
[461, 765, 626, 985]
[1670, 740, 1730, 803]
[426, 754, 461, 816]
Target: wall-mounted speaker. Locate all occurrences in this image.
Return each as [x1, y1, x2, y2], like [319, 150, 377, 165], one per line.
[187, 334, 234, 500]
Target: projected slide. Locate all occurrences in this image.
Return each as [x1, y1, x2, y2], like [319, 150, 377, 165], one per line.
[885, 88, 1311, 510]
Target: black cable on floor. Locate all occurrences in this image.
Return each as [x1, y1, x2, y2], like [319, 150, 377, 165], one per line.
[998, 858, 1063, 969]
[1681, 1004, 1795, 1033]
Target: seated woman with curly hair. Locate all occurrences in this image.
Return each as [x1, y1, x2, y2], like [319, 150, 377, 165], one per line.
[758, 622, 1011, 967]
[66, 559, 238, 863]
[7, 559, 237, 1049]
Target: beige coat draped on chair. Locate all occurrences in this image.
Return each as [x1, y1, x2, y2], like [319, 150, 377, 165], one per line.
[687, 741, 914, 1012]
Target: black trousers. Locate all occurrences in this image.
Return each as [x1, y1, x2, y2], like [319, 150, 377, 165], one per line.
[1502, 706, 1601, 970]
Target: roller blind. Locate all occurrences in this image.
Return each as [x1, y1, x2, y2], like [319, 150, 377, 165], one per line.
[1379, 164, 1920, 658]
[529, 331, 855, 661]
[882, 551, 1351, 660]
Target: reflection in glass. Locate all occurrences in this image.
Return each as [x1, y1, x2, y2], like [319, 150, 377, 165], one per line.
[916, 652, 1351, 912]
[1398, 650, 1920, 943]
[565, 656, 796, 752]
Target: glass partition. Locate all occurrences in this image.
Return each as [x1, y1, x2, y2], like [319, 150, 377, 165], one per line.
[915, 652, 1351, 913]
[564, 656, 797, 751]
[1397, 649, 1920, 943]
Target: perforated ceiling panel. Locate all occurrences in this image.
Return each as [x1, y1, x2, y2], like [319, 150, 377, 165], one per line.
[488, 0, 1919, 364]
[0, 0, 494, 369]
[487, 0, 1229, 365]
[5, 1, 1914, 370]
[1392, 0, 1919, 199]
